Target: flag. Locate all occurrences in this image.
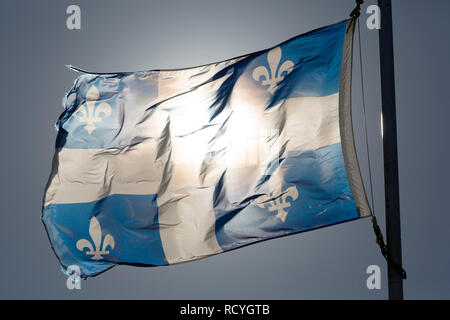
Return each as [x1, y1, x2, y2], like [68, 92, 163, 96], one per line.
[42, 18, 371, 278]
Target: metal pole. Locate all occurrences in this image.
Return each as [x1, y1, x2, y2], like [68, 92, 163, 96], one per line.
[377, 0, 404, 300]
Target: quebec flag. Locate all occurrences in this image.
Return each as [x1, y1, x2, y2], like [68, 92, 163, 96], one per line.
[42, 18, 371, 278]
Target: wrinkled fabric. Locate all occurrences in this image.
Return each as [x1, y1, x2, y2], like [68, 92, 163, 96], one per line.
[42, 19, 368, 277]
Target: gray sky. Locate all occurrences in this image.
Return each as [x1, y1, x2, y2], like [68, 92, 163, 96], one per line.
[0, 0, 449, 299]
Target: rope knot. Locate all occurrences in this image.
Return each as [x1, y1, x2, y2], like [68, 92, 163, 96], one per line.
[350, 0, 364, 18]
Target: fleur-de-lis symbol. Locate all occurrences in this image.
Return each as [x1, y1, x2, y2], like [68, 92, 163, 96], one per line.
[252, 46, 294, 94]
[73, 85, 112, 134]
[76, 216, 115, 260]
[256, 185, 299, 222]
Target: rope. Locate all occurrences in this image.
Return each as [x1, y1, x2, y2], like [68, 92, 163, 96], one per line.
[371, 216, 407, 279]
[349, 0, 407, 280]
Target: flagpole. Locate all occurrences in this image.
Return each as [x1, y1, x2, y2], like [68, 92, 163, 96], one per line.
[377, 0, 404, 300]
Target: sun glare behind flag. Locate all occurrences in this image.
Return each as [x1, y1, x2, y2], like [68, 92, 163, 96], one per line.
[42, 18, 371, 278]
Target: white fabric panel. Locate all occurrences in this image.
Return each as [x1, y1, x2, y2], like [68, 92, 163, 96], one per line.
[44, 93, 340, 207]
[44, 141, 165, 205]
